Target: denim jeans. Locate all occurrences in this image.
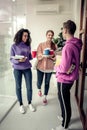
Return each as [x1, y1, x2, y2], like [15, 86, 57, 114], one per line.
[37, 69, 52, 95]
[14, 68, 32, 105]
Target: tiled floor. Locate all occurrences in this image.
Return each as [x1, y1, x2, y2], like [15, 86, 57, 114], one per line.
[0, 69, 83, 130]
[0, 95, 17, 123]
[0, 68, 16, 123]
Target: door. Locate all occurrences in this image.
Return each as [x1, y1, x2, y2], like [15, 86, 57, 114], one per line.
[75, 0, 87, 129]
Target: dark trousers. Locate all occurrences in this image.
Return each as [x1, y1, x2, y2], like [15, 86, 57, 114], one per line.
[57, 82, 73, 128]
[37, 69, 52, 95]
[14, 68, 32, 105]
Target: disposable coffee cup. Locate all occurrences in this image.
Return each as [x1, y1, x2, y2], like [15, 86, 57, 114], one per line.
[50, 50, 54, 55]
[32, 50, 37, 58]
[43, 48, 50, 55]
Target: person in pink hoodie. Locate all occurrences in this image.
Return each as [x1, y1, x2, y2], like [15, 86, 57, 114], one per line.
[52, 20, 82, 130]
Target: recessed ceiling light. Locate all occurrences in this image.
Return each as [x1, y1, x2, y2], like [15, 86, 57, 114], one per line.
[13, 0, 15, 1]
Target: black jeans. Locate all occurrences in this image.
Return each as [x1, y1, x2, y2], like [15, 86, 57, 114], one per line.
[37, 69, 52, 95]
[14, 68, 32, 105]
[57, 82, 73, 129]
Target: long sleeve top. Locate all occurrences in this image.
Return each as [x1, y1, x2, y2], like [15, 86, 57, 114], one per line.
[55, 37, 82, 83]
[37, 41, 56, 72]
[10, 42, 32, 70]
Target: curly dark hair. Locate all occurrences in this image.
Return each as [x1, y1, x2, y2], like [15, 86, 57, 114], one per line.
[13, 28, 31, 46]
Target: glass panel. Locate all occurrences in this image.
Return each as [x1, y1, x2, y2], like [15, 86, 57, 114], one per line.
[0, 0, 27, 123]
[0, 0, 27, 96]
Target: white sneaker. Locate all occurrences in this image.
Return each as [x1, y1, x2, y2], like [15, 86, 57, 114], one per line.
[52, 125, 68, 130]
[29, 104, 36, 112]
[20, 105, 25, 114]
[57, 115, 63, 121]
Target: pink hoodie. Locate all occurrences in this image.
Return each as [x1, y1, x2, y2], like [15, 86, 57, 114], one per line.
[55, 37, 82, 83]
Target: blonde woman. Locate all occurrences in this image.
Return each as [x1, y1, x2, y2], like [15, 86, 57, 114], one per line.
[36, 30, 56, 105]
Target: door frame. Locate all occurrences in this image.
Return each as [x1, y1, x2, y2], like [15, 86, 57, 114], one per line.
[75, 0, 87, 129]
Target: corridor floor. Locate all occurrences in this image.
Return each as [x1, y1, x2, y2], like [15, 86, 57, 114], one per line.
[0, 70, 83, 130]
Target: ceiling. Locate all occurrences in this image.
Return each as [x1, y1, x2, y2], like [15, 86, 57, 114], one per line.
[0, 0, 27, 23]
[0, 0, 72, 18]
[0, 0, 58, 23]
[0, 0, 28, 35]
[0, 0, 72, 35]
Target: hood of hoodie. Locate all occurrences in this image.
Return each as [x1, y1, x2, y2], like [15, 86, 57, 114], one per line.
[66, 37, 82, 51]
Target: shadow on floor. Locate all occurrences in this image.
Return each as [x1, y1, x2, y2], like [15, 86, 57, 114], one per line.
[70, 128, 82, 130]
[69, 117, 83, 130]
[70, 117, 81, 125]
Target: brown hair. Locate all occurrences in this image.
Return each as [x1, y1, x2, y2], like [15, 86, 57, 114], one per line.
[63, 20, 76, 35]
[51, 41, 56, 51]
[46, 30, 54, 36]
[46, 30, 56, 50]
[14, 28, 31, 46]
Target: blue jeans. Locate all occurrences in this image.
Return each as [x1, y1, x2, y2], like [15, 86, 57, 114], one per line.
[14, 68, 32, 105]
[37, 69, 52, 95]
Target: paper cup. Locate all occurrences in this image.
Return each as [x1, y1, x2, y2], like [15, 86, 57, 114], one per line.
[50, 50, 54, 55]
[32, 50, 37, 58]
[43, 48, 50, 55]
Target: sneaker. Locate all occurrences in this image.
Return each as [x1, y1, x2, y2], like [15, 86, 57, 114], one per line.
[20, 105, 25, 114]
[38, 91, 42, 97]
[29, 104, 36, 112]
[43, 98, 47, 105]
[52, 125, 68, 130]
[57, 115, 63, 121]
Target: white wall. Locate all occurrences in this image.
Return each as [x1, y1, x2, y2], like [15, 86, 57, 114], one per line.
[0, 0, 81, 50]
[73, 0, 81, 37]
[26, 0, 75, 50]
